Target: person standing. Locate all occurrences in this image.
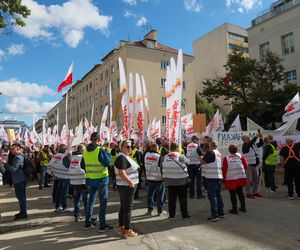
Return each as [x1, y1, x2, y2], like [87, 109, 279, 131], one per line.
[279, 138, 300, 200]
[162, 143, 191, 219]
[38, 145, 51, 189]
[68, 144, 89, 222]
[1, 143, 28, 219]
[51, 144, 70, 213]
[263, 135, 279, 193]
[144, 143, 165, 216]
[114, 140, 139, 238]
[222, 144, 248, 214]
[186, 135, 204, 199]
[82, 132, 112, 231]
[241, 133, 263, 198]
[201, 140, 224, 222]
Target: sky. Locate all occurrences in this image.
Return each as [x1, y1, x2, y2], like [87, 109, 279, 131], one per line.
[0, 0, 275, 125]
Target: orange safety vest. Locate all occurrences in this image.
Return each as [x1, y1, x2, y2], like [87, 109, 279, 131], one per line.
[283, 144, 300, 165]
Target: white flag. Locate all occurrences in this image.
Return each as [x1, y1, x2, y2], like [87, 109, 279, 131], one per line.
[228, 114, 242, 132]
[282, 92, 300, 122]
[71, 119, 83, 146]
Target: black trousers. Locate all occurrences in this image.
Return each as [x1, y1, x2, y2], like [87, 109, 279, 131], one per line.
[286, 165, 300, 197]
[168, 184, 189, 218]
[229, 186, 245, 211]
[117, 185, 136, 229]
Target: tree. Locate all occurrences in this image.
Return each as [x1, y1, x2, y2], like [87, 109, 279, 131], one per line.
[0, 0, 31, 32]
[200, 49, 294, 129]
[195, 94, 217, 123]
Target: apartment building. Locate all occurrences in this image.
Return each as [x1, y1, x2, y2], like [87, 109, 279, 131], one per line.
[192, 23, 248, 114]
[47, 30, 195, 132]
[248, 0, 300, 84]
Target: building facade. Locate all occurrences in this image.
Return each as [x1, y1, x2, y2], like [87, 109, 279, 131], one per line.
[0, 119, 27, 132]
[192, 23, 248, 114]
[47, 30, 196, 132]
[248, 0, 300, 84]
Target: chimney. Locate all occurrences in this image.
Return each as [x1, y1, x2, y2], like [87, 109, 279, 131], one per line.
[144, 29, 157, 41]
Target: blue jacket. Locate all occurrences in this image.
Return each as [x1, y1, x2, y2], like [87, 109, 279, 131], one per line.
[5, 153, 26, 184]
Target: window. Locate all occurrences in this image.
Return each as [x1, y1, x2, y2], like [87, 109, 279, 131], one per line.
[147, 41, 155, 48]
[228, 32, 247, 42]
[183, 64, 185, 72]
[105, 85, 109, 95]
[100, 105, 103, 113]
[111, 65, 114, 74]
[161, 97, 166, 107]
[90, 96, 92, 104]
[105, 69, 109, 77]
[100, 73, 103, 81]
[181, 98, 186, 109]
[285, 70, 297, 83]
[100, 89, 104, 97]
[282, 33, 295, 55]
[161, 78, 166, 88]
[229, 43, 249, 53]
[162, 115, 166, 125]
[259, 42, 270, 62]
[183, 81, 186, 90]
[90, 82, 92, 89]
[111, 82, 114, 92]
[117, 78, 120, 88]
[160, 60, 169, 69]
[86, 85, 88, 91]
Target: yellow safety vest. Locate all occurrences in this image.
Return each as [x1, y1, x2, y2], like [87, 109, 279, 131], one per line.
[130, 148, 140, 169]
[265, 144, 278, 166]
[40, 151, 49, 167]
[83, 147, 109, 179]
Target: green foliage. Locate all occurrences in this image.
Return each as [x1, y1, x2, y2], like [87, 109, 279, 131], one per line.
[195, 94, 218, 124]
[200, 49, 294, 129]
[0, 0, 31, 31]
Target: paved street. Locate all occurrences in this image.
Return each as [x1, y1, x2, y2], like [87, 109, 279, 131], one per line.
[1, 177, 300, 250]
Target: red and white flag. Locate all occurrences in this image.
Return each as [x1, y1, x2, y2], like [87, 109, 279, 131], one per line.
[58, 63, 73, 92]
[135, 73, 144, 145]
[282, 92, 300, 122]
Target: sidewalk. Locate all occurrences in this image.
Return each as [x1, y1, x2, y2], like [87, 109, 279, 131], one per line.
[1, 180, 300, 249]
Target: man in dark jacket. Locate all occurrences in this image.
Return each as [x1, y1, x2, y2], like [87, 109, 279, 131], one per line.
[1, 143, 28, 219]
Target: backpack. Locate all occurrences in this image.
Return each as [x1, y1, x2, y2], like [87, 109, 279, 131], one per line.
[22, 156, 35, 176]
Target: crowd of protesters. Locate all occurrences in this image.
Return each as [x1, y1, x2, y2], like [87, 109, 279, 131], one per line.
[0, 132, 300, 238]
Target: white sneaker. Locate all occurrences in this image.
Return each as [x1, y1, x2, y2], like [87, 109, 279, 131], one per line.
[289, 196, 294, 200]
[158, 211, 167, 216]
[268, 189, 275, 193]
[55, 207, 62, 213]
[60, 209, 71, 213]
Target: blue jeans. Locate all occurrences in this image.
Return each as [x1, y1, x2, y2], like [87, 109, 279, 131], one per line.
[39, 166, 47, 188]
[85, 184, 108, 229]
[188, 164, 203, 197]
[73, 186, 89, 218]
[14, 181, 27, 215]
[55, 178, 70, 209]
[147, 180, 165, 214]
[207, 180, 224, 217]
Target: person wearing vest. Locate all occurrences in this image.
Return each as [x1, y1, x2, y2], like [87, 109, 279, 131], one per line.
[145, 143, 166, 216]
[82, 132, 112, 231]
[130, 140, 144, 200]
[186, 135, 205, 199]
[1, 143, 28, 220]
[242, 133, 263, 199]
[109, 142, 119, 191]
[201, 140, 224, 222]
[263, 135, 279, 193]
[279, 138, 300, 200]
[52, 144, 70, 213]
[114, 140, 139, 238]
[68, 144, 89, 222]
[162, 142, 191, 219]
[222, 144, 248, 214]
[38, 145, 51, 190]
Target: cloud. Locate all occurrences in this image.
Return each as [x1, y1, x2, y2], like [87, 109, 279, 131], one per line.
[184, 0, 203, 13]
[226, 0, 262, 12]
[15, 0, 112, 48]
[7, 44, 25, 56]
[0, 78, 55, 98]
[124, 9, 137, 18]
[123, 0, 137, 5]
[2, 97, 58, 114]
[136, 16, 148, 27]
